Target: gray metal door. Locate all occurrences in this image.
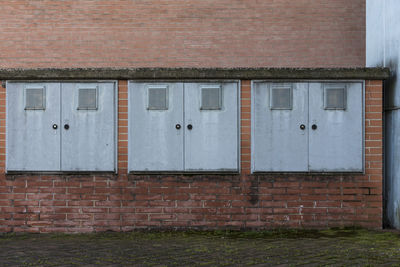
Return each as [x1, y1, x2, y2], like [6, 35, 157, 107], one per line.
[129, 82, 184, 171]
[7, 82, 61, 171]
[61, 82, 116, 171]
[252, 82, 309, 172]
[184, 82, 239, 171]
[308, 82, 363, 171]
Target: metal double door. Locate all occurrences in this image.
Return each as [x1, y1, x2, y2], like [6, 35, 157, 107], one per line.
[252, 82, 363, 172]
[7, 82, 115, 172]
[129, 82, 239, 172]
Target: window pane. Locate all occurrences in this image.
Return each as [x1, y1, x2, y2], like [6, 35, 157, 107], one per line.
[325, 87, 346, 109]
[25, 88, 45, 110]
[201, 87, 221, 110]
[270, 87, 291, 109]
[148, 87, 168, 110]
[78, 88, 97, 110]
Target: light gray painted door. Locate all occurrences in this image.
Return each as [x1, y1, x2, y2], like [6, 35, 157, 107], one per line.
[61, 82, 115, 171]
[184, 82, 238, 171]
[129, 82, 184, 171]
[252, 82, 309, 172]
[7, 82, 61, 171]
[308, 82, 363, 171]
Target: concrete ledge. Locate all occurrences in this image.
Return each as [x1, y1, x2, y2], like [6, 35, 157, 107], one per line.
[0, 67, 390, 80]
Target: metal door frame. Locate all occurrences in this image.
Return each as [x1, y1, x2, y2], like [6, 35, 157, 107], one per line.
[251, 80, 365, 174]
[5, 80, 118, 174]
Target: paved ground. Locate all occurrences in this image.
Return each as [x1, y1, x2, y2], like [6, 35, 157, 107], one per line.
[0, 228, 400, 266]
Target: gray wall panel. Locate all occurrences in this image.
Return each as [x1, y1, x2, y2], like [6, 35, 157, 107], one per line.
[367, 0, 400, 107]
[7, 82, 61, 171]
[252, 81, 363, 173]
[308, 82, 363, 172]
[184, 82, 238, 171]
[61, 82, 115, 171]
[129, 82, 184, 171]
[367, 0, 399, 228]
[252, 82, 309, 172]
[385, 111, 400, 228]
[366, 0, 385, 68]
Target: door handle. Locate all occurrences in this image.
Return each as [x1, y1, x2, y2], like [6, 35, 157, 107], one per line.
[64, 124, 70, 130]
[187, 124, 193, 130]
[300, 124, 306, 130]
[175, 124, 181, 130]
[52, 124, 58, 130]
[311, 124, 317, 130]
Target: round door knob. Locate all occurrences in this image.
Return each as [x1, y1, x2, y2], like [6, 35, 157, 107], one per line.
[52, 124, 58, 130]
[300, 124, 306, 130]
[312, 124, 317, 130]
[64, 124, 70, 130]
[175, 124, 181, 130]
[187, 124, 193, 130]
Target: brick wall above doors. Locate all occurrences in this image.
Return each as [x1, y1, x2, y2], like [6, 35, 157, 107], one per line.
[0, 0, 365, 68]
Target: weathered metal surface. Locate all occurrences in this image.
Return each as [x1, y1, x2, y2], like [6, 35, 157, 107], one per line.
[367, 0, 399, 228]
[366, 1, 385, 68]
[385, 112, 397, 227]
[7, 82, 116, 172]
[7, 82, 61, 171]
[129, 82, 238, 172]
[129, 82, 184, 171]
[308, 82, 363, 172]
[61, 82, 115, 171]
[252, 82, 309, 172]
[367, 0, 399, 109]
[0, 67, 391, 81]
[385, 111, 400, 228]
[252, 81, 363, 172]
[184, 82, 239, 171]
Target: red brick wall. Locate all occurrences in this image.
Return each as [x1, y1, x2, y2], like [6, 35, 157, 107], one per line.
[0, 79, 383, 232]
[0, 0, 365, 68]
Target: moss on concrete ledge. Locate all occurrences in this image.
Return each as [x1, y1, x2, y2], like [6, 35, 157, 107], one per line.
[0, 67, 390, 80]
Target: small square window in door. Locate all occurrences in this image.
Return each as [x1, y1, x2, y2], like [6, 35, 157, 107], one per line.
[201, 86, 222, 110]
[270, 86, 292, 110]
[324, 86, 346, 110]
[148, 86, 168, 110]
[78, 88, 98, 110]
[25, 87, 45, 110]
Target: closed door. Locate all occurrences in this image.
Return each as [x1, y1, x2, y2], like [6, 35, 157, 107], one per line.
[61, 82, 116, 171]
[184, 82, 239, 171]
[129, 82, 184, 171]
[308, 82, 363, 171]
[252, 82, 309, 172]
[7, 82, 61, 171]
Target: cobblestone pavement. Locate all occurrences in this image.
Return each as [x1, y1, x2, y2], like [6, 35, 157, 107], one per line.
[0, 228, 400, 266]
